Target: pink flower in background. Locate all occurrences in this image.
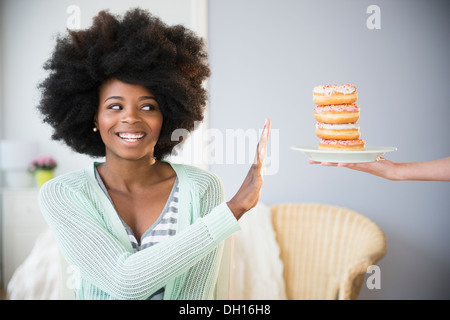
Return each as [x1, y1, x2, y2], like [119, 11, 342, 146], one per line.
[28, 156, 57, 172]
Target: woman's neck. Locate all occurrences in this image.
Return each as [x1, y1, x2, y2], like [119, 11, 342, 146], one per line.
[97, 155, 163, 193]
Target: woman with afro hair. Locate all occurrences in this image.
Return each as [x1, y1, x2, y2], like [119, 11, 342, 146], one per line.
[37, 8, 271, 300]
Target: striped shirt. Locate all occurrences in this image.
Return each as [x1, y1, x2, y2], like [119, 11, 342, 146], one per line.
[94, 167, 179, 300]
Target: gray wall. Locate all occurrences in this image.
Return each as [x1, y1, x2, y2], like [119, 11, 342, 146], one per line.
[208, 0, 450, 299]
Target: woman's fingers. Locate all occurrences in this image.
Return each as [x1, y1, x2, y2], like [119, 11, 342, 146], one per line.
[255, 118, 271, 165]
[309, 160, 338, 166]
[309, 157, 388, 173]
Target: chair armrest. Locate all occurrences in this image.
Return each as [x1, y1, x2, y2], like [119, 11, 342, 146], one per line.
[338, 230, 387, 300]
[338, 255, 380, 300]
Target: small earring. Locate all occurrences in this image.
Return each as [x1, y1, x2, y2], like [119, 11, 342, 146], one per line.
[93, 127, 98, 132]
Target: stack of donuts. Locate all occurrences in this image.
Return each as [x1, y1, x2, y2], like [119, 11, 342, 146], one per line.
[313, 84, 366, 150]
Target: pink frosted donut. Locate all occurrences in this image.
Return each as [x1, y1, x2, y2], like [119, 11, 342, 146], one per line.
[318, 138, 366, 151]
[313, 84, 358, 105]
[314, 104, 360, 124]
[315, 122, 361, 140]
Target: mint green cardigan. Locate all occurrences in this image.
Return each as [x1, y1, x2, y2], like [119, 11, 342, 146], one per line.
[39, 162, 240, 300]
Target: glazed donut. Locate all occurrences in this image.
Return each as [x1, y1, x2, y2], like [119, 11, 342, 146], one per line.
[315, 122, 361, 140]
[314, 104, 360, 124]
[318, 139, 366, 151]
[313, 84, 358, 105]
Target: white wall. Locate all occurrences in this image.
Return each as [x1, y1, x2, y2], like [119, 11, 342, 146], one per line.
[0, 0, 207, 176]
[208, 0, 450, 299]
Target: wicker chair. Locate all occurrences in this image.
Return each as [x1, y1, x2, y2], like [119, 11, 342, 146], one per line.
[270, 203, 386, 300]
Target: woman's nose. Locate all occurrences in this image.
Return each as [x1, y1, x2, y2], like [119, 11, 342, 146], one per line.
[120, 107, 141, 124]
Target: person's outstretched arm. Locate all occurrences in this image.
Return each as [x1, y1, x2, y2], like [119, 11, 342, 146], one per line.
[309, 156, 450, 181]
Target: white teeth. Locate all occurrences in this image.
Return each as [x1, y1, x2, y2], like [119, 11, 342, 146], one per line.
[118, 133, 145, 140]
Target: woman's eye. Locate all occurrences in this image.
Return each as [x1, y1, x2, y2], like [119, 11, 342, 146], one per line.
[141, 105, 156, 111]
[108, 105, 122, 110]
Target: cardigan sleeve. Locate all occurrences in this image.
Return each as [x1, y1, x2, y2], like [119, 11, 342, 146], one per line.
[176, 168, 237, 299]
[39, 177, 239, 300]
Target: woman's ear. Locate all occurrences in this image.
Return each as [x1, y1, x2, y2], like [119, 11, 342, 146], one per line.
[93, 116, 98, 132]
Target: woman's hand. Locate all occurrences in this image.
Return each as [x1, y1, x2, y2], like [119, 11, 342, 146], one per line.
[227, 118, 271, 220]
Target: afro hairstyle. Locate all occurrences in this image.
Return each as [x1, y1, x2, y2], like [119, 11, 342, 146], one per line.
[38, 8, 210, 159]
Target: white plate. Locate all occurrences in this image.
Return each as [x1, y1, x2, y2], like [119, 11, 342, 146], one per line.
[291, 145, 397, 163]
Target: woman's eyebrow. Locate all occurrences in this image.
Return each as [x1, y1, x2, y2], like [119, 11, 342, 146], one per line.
[138, 96, 157, 101]
[104, 96, 124, 102]
[103, 96, 157, 102]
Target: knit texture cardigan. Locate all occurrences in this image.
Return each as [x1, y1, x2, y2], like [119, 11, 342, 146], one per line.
[39, 161, 240, 300]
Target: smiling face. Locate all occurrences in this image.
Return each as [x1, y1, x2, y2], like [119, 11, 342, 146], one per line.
[95, 78, 163, 162]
